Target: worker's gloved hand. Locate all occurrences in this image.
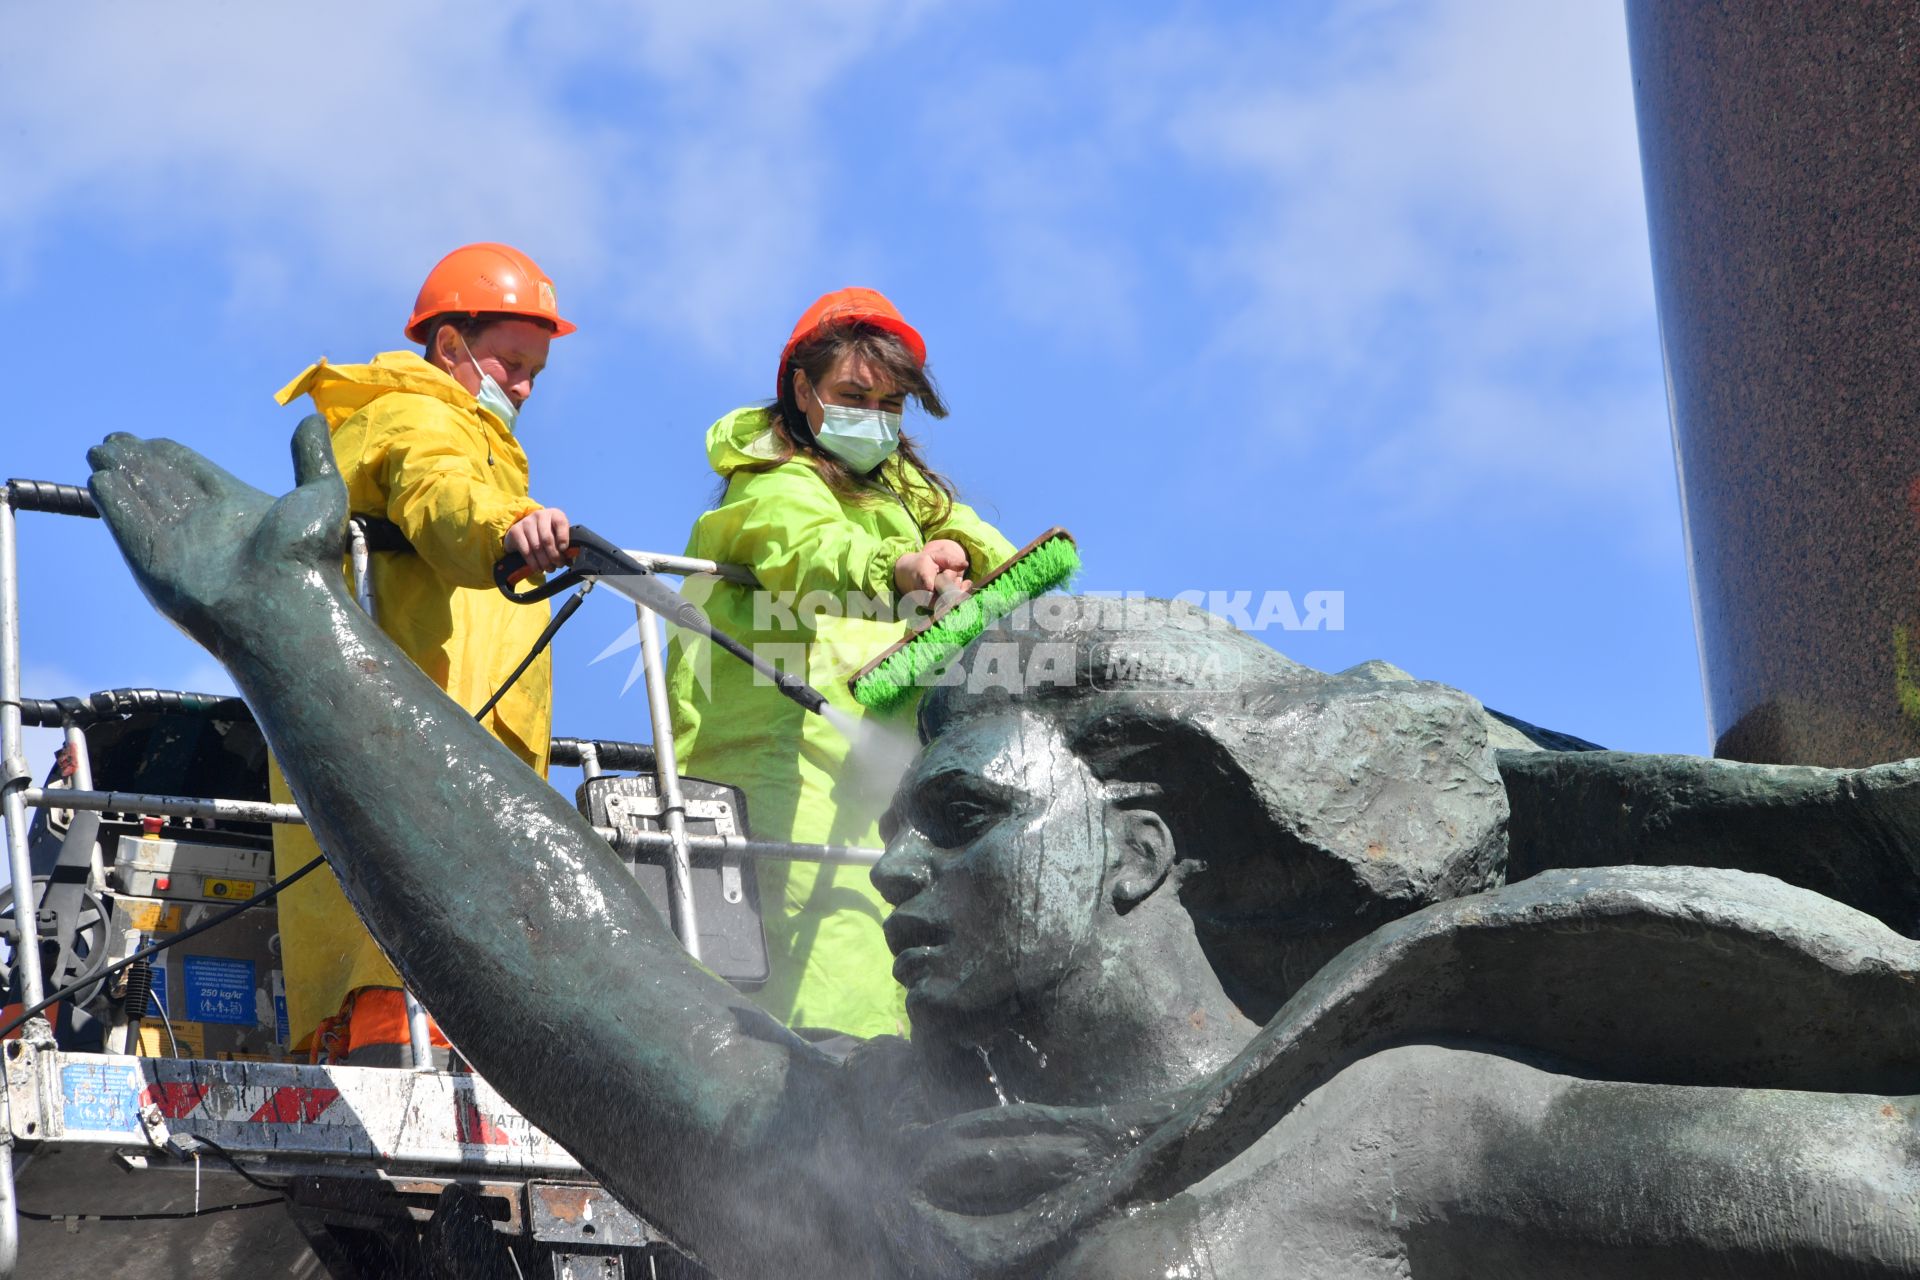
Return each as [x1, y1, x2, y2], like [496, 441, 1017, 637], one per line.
[894, 538, 972, 596]
[506, 507, 572, 575]
[88, 415, 348, 658]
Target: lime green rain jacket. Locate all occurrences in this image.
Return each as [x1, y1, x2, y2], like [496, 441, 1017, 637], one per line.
[667, 407, 1016, 1039]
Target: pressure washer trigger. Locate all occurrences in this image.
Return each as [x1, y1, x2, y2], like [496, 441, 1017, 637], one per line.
[493, 543, 587, 604]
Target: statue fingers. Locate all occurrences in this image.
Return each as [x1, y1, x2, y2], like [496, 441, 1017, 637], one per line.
[86, 432, 161, 485]
[147, 436, 249, 500]
[83, 467, 137, 533]
[271, 418, 349, 555]
[289, 415, 341, 490]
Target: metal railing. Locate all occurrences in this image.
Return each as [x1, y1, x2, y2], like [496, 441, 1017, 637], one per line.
[0, 484, 882, 1047]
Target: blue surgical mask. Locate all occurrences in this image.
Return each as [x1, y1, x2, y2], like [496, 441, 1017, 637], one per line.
[456, 332, 520, 433]
[812, 393, 902, 473]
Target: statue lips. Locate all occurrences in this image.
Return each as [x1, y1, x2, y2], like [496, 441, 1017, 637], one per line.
[884, 911, 949, 984]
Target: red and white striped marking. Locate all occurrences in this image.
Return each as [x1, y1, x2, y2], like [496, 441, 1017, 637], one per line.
[35, 1052, 580, 1175]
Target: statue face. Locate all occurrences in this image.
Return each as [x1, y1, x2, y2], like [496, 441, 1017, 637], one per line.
[875, 710, 1111, 1028]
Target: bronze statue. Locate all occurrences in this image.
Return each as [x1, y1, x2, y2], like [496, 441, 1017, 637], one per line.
[87, 422, 1920, 1277]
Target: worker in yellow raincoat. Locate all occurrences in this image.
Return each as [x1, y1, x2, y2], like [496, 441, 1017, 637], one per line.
[668, 288, 1016, 1041]
[270, 243, 577, 1063]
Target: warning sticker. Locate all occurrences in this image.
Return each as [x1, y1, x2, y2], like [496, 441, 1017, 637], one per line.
[137, 1020, 206, 1059]
[202, 877, 257, 901]
[127, 902, 183, 933]
[60, 1061, 143, 1135]
[181, 955, 256, 1026]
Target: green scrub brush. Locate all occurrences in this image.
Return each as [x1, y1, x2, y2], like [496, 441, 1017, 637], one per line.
[849, 527, 1080, 712]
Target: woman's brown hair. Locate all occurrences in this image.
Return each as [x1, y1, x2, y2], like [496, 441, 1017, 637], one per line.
[736, 321, 959, 528]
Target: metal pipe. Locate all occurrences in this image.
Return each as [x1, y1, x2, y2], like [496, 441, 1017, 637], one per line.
[404, 992, 434, 1072]
[635, 605, 701, 961]
[614, 828, 883, 868]
[61, 722, 103, 890]
[23, 788, 306, 826]
[24, 788, 883, 865]
[0, 493, 45, 1012]
[576, 740, 602, 781]
[618, 550, 756, 585]
[348, 519, 375, 619]
[0, 1085, 17, 1280]
[23, 788, 884, 866]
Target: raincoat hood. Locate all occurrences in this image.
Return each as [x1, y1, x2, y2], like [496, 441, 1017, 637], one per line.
[704, 405, 918, 492]
[275, 351, 505, 433]
[704, 406, 791, 477]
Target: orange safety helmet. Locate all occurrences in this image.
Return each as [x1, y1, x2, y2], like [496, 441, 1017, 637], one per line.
[404, 242, 576, 343]
[777, 287, 926, 399]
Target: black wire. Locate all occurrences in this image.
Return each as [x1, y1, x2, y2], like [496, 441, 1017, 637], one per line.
[0, 853, 326, 1042]
[474, 581, 590, 721]
[18, 1199, 283, 1222]
[153, 992, 179, 1059]
[177, 1132, 289, 1194]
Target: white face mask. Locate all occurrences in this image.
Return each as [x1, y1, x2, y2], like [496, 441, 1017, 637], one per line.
[809, 384, 902, 473]
[454, 331, 519, 433]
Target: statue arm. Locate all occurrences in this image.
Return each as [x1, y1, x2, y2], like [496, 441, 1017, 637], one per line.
[87, 424, 875, 1274]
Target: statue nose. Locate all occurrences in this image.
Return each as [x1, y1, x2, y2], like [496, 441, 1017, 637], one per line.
[872, 838, 935, 906]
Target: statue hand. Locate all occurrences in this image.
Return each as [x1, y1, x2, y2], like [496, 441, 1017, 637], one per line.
[87, 416, 349, 657]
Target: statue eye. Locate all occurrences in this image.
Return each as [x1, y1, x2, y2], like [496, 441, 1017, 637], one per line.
[913, 783, 1006, 849]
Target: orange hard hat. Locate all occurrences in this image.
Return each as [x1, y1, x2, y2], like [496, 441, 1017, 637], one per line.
[777, 287, 926, 397]
[404, 242, 576, 343]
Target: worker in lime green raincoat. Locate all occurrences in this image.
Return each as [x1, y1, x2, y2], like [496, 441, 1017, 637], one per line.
[668, 288, 1016, 1040]
[268, 243, 578, 1060]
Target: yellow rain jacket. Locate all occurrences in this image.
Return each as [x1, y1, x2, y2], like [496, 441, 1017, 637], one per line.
[667, 407, 1016, 1039]
[269, 351, 554, 1048]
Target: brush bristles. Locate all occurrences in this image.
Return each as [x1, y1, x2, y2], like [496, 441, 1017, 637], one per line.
[852, 535, 1082, 712]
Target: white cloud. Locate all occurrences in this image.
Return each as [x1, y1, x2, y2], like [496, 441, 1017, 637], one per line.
[1186, 0, 1663, 515]
[924, 0, 1666, 527]
[1166, 0, 1650, 362]
[0, 0, 945, 352]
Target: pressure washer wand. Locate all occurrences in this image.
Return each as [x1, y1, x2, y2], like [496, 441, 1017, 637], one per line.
[493, 527, 829, 717]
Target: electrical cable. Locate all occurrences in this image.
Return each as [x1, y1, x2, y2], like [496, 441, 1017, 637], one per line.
[1, 609, 552, 1045]
[160, 1133, 290, 1195]
[151, 988, 180, 1059]
[0, 853, 325, 1042]
[18, 1200, 282, 1222]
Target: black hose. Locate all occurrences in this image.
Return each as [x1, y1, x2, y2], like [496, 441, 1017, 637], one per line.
[474, 584, 590, 721]
[497, 527, 829, 716]
[6, 479, 98, 518]
[17, 688, 251, 728]
[549, 738, 657, 772]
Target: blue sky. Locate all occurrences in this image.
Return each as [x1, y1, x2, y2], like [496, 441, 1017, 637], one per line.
[2, 0, 1700, 804]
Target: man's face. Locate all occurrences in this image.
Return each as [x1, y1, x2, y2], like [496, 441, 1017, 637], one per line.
[874, 711, 1112, 1028]
[445, 318, 552, 408]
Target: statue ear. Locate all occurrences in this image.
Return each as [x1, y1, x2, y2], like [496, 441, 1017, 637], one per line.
[1109, 807, 1175, 913]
